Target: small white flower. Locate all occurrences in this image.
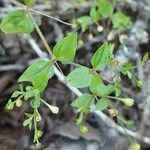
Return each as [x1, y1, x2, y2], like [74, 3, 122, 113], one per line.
[97, 25, 104, 32]
[107, 31, 115, 41]
[49, 105, 59, 114]
[36, 114, 42, 122]
[121, 98, 134, 107]
[16, 99, 23, 107]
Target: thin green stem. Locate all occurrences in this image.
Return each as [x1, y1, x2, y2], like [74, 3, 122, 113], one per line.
[33, 109, 37, 130]
[28, 11, 65, 76]
[11, 0, 69, 76]
[65, 61, 84, 67]
[131, 61, 150, 69]
[31, 9, 73, 26]
[40, 98, 50, 108]
[95, 96, 99, 101]
[11, 0, 72, 26]
[11, 0, 26, 8]
[99, 74, 114, 83]
[108, 95, 122, 101]
[107, 0, 117, 28]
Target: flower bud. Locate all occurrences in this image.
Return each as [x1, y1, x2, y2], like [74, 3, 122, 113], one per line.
[108, 109, 118, 117]
[72, 24, 77, 29]
[113, 75, 121, 83]
[121, 98, 134, 107]
[80, 125, 88, 134]
[88, 33, 94, 40]
[78, 39, 84, 46]
[36, 115, 42, 122]
[16, 99, 23, 107]
[35, 112, 42, 122]
[111, 59, 120, 68]
[136, 80, 144, 88]
[130, 142, 141, 150]
[97, 25, 104, 32]
[107, 31, 115, 41]
[119, 34, 127, 44]
[48, 105, 59, 114]
[5, 99, 14, 110]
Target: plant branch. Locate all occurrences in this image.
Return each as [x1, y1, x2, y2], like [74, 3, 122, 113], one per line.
[27, 11, 65, 76]
[9, 0, 150, 145]
[31, 9, 73, 26]
[11, 0, 73, 26]
[26, 35, 150, 144]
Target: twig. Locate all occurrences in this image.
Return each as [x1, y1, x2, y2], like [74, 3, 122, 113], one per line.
[95, 111, 150, 144]
[0, 64, 24, 71]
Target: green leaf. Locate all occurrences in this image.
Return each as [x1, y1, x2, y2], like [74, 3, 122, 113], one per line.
[115, 86, 121, 97]
[90, 72, 103, 93]
[19, 60, 54, 92]
[11, 91, 22, 98]
[90, 72, 114, 97]
[97, 84, 114, 97]
[0, 11, 34, 34]
[66, 67, 91, 88]
[33, 71, 49, 92]
[95, 98, 110, 111]
[121, 63, 133, 79]
[91, 42, 114, 70]
[130, 142, 141, 150]
[112, 12, 132, 30]
[98, 0, 113, 18]
[53, 33, 77, 63]
[71, 94, 93, 113]
[121, 62, 132, 74]
[23, 0, 36, 5]
[5, 99, 14, 110]
[142, 53, 149, 63]
[34, 130, 43, 142]
[23, 117, 33, 126]
[25, 113, 33, 118]
[77, 16, 93, 32]
[24, 90, 35, 100]
[90, 6, 100, 22]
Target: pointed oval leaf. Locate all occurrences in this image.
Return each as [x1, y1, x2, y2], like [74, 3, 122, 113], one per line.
[53, 33, 77, 63]
[95, 98, 110, 111]
[91, 42, 114, 70]
[112, 12, 131, 30]
[71, 94, 93, 113]
[97, 84, 114, 97]
[19, 60, 54, 92]
[142, 53, 149, 63]
[98, 0, 113, 18]
[90, 72, 114, 97]
[66, 67, 91, 88]
[90, 7, 100, 22]
[90, 72, 103, 94]
[77, 16, 93, 32]
[0, 11, 34, 34]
